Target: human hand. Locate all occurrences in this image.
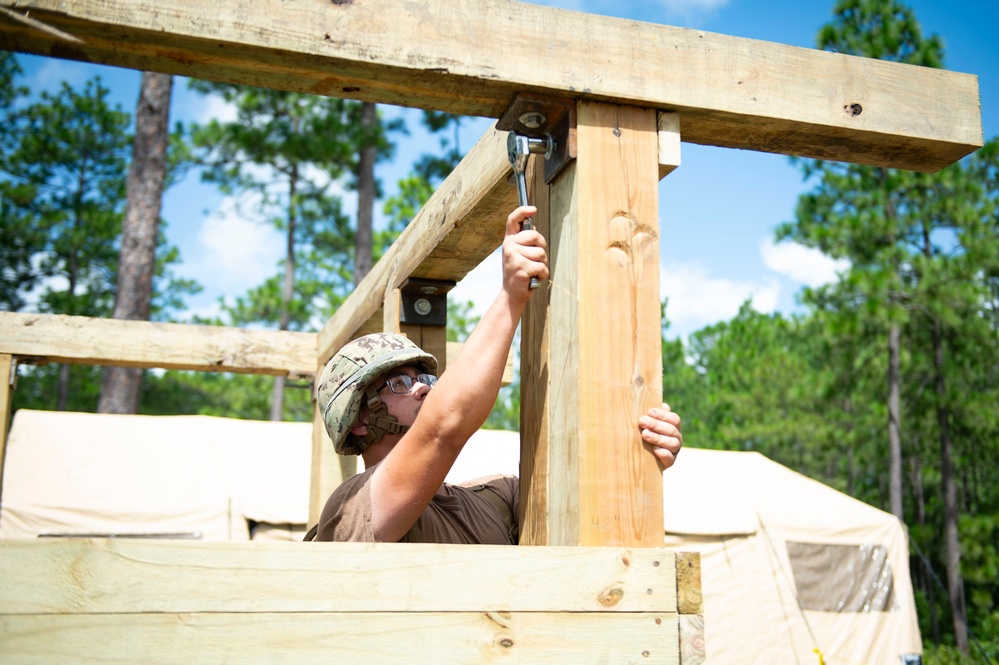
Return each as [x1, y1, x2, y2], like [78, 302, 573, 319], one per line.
[502, 205, 548, 298]
[639, 403, 682, 470]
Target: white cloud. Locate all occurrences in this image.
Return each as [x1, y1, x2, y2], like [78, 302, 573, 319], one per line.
[759, 238, 849, 288]
[192, 193, 284, 293]
[661, 261, 779, 335]
[193, 91, 238, 125]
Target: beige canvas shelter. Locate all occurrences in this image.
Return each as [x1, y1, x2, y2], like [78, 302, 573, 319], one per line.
[0, 409, 312, 541]
[661, 448, 921, 665]
[0, 409, 520, 542]
[2, 410, 921, 664]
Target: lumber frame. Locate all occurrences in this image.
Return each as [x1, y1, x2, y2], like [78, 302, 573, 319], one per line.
[0, 538, 695, 665]
[0, 311, 318, 376]
[0, 0, 982, 172]
[520, 101, 664, 548]
[0, 355, 12, 505]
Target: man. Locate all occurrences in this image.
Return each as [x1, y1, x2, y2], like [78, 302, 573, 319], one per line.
[308, 205, 682, 544]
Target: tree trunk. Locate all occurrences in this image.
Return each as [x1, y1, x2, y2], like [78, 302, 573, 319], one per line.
[932, 318, 968, 652]
[270, 164, 298, 422]
[98, 72, 173, 414]
[355, 102, 377, 285]
[887, 322, 903, 521]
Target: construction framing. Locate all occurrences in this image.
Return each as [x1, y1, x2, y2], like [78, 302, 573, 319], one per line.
[0, 0, 982, 662]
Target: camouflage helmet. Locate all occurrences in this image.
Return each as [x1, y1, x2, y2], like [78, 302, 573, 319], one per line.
[317, 333, 438, 456]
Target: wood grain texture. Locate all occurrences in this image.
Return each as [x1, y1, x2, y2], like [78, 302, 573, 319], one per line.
[0, 0, 981, 171]
[1, 611, 680, 665]
[0, 312, 316, 375]
[575, 103, 664, 547]
[0, 539, 678, 614]
[0, 354, 12, 507]
[0, 540, 686, 663]
[520, 156, 555, 546]
[676, 552, 703, 615]
[521, 103, 664, 548]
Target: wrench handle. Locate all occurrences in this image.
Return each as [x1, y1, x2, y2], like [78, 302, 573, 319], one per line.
[513, 169, 540, 289]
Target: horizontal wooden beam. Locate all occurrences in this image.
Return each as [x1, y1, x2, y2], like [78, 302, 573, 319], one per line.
[0, 0, 981, 171]
[317, 124, 514, 363]
[0, 312, 317, 376]
[2, 612, 678, 664]
[0, 539, 678, 614]
[0, 540, 687, 663]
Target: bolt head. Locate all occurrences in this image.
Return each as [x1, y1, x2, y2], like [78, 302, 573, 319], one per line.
[519, 112, 546, 129]
[414, 298, 432, 316]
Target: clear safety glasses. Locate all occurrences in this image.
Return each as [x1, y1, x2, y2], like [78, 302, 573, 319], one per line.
[377, 374, 437, 394]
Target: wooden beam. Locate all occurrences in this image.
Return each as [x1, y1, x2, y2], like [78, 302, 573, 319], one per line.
[0, 354, 13, 514]
[0, 539, 678, 613]
[0, 0, 981, 171]
[317, 124, 514, 364]
[658, 112, 682, 180]
[520, 102, 664, 548]
[0, 539, 691, 664]
[0, 312, 316, 376]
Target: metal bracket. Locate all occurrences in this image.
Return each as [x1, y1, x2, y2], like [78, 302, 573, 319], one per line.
[399, 278, 456, 327]
[497, 93, 576, 184]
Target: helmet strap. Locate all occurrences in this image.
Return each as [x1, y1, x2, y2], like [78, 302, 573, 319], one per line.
[358, 384, 409, 448]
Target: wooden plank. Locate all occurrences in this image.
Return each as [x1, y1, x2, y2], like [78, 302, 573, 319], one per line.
[317, 124, 515, 364]
[401, 324, 447, 378]
[676, 552, 703, 615]
[658, 112, 682, 180]
[0, 312, 316, 376]
[519, 156, 552, 544]
[308, 397, 344, 527]
[0, 0, 981, 171]
[0, 611, 680, 665]
[521, 102, 664, 548]
[0, 355, 13, 512]
[0, 539, 678, 614]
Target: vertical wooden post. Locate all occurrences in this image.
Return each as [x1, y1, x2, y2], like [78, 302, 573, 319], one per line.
[0, 354, 14, 509]
[520, 102, 664, 547]
[308, 397, 341, 526]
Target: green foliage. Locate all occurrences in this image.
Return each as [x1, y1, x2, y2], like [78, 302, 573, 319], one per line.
[12, 363, 104, 412]
[140, 370, 312, 422]
[187, 82, 369, 329]
[0, 75, 130, 316]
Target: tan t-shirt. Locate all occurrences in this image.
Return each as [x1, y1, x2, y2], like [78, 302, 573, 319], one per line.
[315, 466, 519, 544]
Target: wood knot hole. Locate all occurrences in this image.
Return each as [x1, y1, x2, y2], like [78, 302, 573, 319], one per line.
[845, 103, 863, 116]
[599, 587, 624, 607]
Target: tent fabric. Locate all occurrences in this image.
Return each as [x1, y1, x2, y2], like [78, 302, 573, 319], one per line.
[0, 409, 312, 540]
[662, 447, 921, 665]
[1, 411, 922, 663]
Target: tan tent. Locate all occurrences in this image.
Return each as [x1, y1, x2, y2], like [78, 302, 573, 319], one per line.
[0, 409, 519, 542]
[662, 447, 922, 665]
[1, 411, 922, 663]
[0, 409, 313, 541]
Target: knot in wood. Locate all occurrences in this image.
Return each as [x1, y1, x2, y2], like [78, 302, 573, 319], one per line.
[599, 586, 624, 607]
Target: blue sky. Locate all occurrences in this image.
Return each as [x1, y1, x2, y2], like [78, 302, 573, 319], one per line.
[13, 0, 999, 339]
